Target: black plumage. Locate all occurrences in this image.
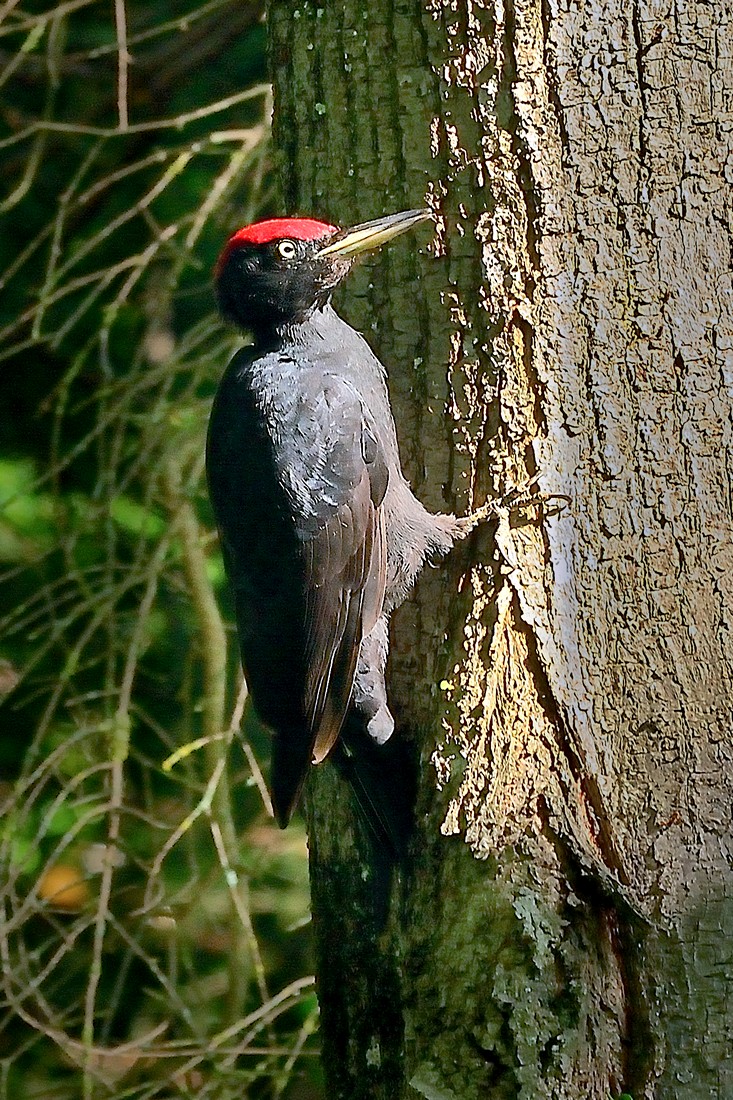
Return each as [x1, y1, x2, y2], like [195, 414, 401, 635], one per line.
[207, 210, 473, 832]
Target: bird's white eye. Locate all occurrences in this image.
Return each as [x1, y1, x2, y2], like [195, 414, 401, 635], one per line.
[277, 240, 297, 259]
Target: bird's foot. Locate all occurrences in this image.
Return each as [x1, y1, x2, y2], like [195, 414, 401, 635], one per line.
[455, 475, 570, 537]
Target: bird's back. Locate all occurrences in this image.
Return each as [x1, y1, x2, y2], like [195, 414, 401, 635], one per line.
[206, 344, 308, 736]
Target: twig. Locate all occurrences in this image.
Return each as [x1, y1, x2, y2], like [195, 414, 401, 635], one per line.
[210, 820, 270, 1009]
[0, 12, 65, 214]
[0, 84, 270, 150]
[114, 0, 129, 129]
[0, 0, 22, 30]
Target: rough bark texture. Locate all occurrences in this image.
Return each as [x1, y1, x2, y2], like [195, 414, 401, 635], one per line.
[268, 2, 733, 1097]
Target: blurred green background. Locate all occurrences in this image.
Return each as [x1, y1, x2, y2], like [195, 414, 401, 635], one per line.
[0, 2, 322, 1096]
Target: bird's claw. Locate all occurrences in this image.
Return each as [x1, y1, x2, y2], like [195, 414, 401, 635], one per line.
[455, 475, 570, 536]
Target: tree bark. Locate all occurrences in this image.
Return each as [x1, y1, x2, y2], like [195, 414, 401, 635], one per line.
[267, 1, 733, 1097]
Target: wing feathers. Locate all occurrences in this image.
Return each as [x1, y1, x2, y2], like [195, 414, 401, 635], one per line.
[304, 469, 385, 765]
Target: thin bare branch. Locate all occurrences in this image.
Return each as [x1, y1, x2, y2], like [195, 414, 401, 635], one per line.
[0, 84, 270, 150]
[113, 0, 129, 129]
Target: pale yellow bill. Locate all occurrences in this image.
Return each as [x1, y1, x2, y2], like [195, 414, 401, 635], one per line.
[316, 208, 433, 258]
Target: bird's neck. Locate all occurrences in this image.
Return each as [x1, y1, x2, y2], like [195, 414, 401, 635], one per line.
[253, 301, 344, 350]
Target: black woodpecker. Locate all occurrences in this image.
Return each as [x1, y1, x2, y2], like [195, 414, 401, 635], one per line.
[207, 209, 486, 835]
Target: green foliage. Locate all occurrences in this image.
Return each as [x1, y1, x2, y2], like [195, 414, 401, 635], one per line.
[0, 3, 322, 1097]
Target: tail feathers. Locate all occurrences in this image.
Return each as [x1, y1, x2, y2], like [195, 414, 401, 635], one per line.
[268, 717, 416, 862]
[270, 731, 311, 828]
[333, 715, 416, 862]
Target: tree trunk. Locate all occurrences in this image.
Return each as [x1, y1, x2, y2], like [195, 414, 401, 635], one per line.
[267, 2, 733, 1097]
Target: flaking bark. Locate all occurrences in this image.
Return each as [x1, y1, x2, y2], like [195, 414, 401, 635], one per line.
[268, 1, 733, 1097]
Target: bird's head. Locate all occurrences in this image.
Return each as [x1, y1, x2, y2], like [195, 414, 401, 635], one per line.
[215, 208, 432, 336]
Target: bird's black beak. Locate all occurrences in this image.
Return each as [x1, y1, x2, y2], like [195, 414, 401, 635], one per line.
[316, 208, 433, 258]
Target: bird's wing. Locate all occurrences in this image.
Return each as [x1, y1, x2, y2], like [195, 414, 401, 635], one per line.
[207, 350, 391, 826]
[303, 472, 386, 765]
[281, 375, 389, 768]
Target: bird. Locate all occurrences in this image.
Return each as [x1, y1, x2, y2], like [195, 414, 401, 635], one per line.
[207, 208, 490, 839]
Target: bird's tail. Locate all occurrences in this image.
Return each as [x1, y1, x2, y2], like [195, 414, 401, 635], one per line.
[268, 713, 416, 858]
[270, 729, 312, 828]
[332, 714, 416, 864]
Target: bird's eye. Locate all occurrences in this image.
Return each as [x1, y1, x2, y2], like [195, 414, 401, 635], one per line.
[277, 240, 297, 260]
